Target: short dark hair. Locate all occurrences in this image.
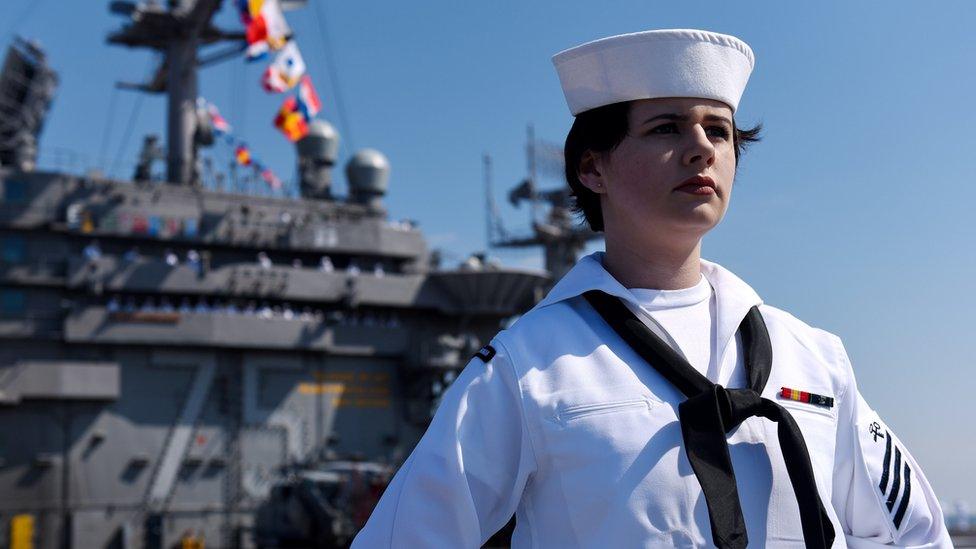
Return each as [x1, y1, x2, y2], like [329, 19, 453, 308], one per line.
[563, 101, 762, 232]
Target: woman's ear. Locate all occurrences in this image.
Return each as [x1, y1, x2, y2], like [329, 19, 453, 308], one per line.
[577, 150, 608, 195]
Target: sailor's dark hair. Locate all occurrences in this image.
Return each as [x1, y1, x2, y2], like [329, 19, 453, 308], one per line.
[563, 101, 762, 232]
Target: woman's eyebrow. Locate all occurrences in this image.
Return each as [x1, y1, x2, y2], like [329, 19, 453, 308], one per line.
[641, 113, 733, 126]
[703, 114, 733, 126]
[641, 113, 685, 125]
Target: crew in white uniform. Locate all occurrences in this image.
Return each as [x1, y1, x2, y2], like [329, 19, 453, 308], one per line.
[353, 29, 951, 548]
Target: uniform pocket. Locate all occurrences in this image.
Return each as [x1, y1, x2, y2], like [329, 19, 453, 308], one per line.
[776, 399, 837, 420]
[557, 398, 653, 425]
[539, 392, 679, 538]
[774, 400, 838, 457]
[766, 399, 840, 541]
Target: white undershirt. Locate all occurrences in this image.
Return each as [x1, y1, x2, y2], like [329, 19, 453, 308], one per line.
[628, 274, 716, 378]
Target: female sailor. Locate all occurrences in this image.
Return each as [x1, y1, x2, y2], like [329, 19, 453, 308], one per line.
[353, 29, 951, 548]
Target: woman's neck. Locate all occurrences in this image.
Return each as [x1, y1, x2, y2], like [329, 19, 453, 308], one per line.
[603, 236, 703, 290]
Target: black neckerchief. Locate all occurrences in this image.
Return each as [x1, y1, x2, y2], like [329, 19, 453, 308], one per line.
[582, 290, 835, 549]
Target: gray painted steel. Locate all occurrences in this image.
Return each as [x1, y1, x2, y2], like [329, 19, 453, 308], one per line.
[0, 5, 552, 546]
[0, 361, 120, 404]
[0, 164, 548, 548]
[346, 149, 390, 209]
[0, 37, 57, 171]
[0, 161, 548, 547]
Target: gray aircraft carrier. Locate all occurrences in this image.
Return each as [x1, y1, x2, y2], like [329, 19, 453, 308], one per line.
[0, 2, 590, 547]
[14, 2, 970, 548]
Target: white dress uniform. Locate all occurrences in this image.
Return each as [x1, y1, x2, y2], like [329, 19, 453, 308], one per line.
[352, 254, 951, 548]
[354, 29, 950, 548]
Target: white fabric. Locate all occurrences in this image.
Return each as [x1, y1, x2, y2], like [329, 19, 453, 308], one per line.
[262, 41, 305, 92]
[629, 275, 750, 404]
[353, 252, 951, 548]
[628, 273, 716, 377]
[552, 29, 755, 115]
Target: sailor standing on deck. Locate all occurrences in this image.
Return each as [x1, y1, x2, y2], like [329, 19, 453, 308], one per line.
[353, 29, 952, 548]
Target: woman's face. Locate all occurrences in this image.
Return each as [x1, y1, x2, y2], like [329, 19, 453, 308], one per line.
[582, 97, 737, 246]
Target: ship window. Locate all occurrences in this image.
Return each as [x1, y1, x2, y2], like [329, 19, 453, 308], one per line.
[2, 236, 26, 263]
[3, 179, 27, 203]
[1, 289, 25, 315]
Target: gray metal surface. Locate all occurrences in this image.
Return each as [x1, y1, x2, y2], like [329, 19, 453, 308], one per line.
[0, 37, 57, 172]
[298, 120, 339, 165]
[146, 355, 216, 509]
[346, 149, 390, 209]
[0, 163, 548, 547]
[297, 120, 340, 200]
[0, 4, 550, 546]
[0, 361, 120, 404]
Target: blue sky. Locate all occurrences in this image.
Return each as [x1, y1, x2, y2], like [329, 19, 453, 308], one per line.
[5, 1, 975, 506]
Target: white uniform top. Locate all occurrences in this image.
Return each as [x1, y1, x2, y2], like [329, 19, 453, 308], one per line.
[353, 253, 951, 548]
[630, 273, 719, 379]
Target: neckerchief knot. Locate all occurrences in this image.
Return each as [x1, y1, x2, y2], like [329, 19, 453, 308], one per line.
[583, 290, 835, 549]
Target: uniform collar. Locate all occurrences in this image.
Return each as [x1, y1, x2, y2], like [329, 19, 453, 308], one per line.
[535, 252, 764, 368]
[536, 252, 638, 310]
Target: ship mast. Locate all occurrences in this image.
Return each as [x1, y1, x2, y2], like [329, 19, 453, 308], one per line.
[107, 0, 245, 186]
[487, 125, 602, 281]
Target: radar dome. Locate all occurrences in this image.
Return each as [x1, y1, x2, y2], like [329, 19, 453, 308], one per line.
[297, 119, 339, 165]
[346, 149, 389, 206]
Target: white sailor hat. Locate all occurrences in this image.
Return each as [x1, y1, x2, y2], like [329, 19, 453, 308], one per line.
[552, 29, 755, 115]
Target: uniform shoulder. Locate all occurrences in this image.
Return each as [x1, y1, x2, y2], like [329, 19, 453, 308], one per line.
[759, 304, 855, 401]
[758, 303, 847, 366]
[498, 296, 579, 339]
[492, 298, 587, 372]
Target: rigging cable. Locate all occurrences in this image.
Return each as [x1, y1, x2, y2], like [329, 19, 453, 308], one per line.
[108, 55, 156, 179]
[236, 56, 247, 137]
[97, 86, 120, 173]
[228, 58, 242, 192]
[229, 60, 239, 131]
[109, 92, 144, 180]
[312, 0, 356, 153]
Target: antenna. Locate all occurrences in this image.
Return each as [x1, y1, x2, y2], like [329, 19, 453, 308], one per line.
[489, 124, 601, 281]
[107, 0, 248, 186]
[526, 124, 539, 224]
[484, 153, 493, 249]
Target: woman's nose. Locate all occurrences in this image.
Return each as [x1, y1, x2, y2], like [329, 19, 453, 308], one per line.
[682, 127, 715, 167]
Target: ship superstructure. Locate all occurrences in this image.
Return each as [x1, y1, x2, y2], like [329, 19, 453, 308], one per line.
[0, 4, 547, 548]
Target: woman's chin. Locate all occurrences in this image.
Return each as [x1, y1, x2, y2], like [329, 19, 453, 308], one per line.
[668, 207, 723, 234]
[614, 206, 723, 243]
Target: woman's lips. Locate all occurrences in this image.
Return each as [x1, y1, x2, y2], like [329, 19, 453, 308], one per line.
[675, 185, 715, 195]
[674, 175, 716, 195]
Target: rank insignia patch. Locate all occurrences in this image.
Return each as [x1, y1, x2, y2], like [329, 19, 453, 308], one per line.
[860, 414, 918, 532]
[473, 344, 496, 363]
[876, 425, 912, 529]
[779, 387, 834, 408]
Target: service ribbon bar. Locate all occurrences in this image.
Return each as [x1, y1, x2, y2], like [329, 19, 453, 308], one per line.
[779, 387, 834, 408]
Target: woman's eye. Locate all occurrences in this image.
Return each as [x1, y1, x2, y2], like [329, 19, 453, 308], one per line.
[707, 126, 731, 139]
[649, 123, 677, 134]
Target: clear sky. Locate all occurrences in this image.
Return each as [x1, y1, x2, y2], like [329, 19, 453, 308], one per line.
[4, 1, 975, 506]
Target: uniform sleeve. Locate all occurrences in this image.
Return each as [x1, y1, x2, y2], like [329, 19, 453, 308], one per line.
[351, 340, 537, 548]
[830, 337, 952, 548]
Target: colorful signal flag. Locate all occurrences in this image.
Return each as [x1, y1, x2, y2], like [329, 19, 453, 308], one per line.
[235, 145, 252, 166]
[274, 96, 309, 142]
[297, 75, 321, 117]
